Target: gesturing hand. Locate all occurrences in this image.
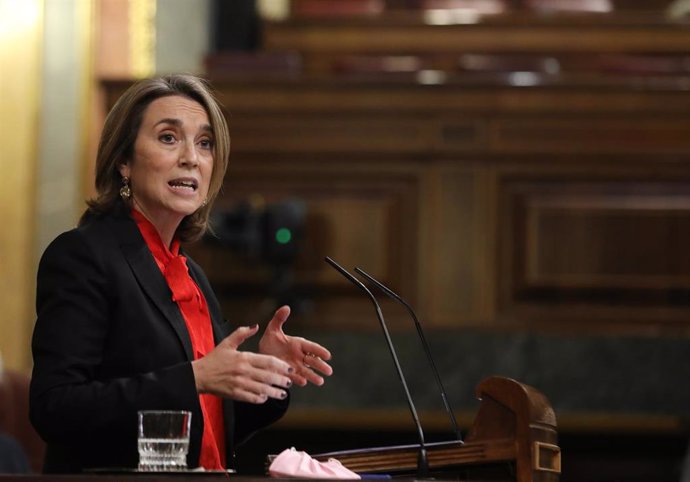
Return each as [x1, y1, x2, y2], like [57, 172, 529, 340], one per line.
[258, 306, 333, 387]
[191, 324, 293, 404]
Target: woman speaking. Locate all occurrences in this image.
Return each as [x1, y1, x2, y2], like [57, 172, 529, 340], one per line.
[30, 74, 332, 473]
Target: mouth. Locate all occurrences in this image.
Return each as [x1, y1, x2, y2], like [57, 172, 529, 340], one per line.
[168, 177, 199, 192]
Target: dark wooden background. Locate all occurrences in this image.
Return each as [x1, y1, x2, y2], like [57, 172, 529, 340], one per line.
[103, 2, 690, 480]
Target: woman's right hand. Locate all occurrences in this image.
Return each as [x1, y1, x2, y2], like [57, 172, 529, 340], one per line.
[191, 325, 293, 404]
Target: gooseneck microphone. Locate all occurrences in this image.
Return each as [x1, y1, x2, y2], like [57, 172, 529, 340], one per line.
[354, 267, 463, 443]
[324, 256, 429, 477]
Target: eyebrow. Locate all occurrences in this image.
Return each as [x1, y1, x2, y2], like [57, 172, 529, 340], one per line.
[154, 118, 212, 133]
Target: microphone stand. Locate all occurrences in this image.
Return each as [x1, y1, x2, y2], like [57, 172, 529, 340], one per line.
[325, 257, 429, 478]
[354, 267, 463, 443]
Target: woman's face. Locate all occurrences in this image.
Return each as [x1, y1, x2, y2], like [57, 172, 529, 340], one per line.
[120, 95, 214, 229]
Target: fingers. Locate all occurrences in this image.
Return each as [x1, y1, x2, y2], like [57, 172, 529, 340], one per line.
[227, 314, 335, 392]
[298, 353, 332, 386]
[232, 389, 270, 405]
[223, 324, 260, 350]
[245, 352, 294, 387]
[303, 352, 333, 377]
[287, 346, 333, 387]
[298, 340, 333, 379]
[228, 368, 292, 403]
[274, 305, 290, 323]
[266, 305, 291, 332]
[208, 353, 291, 404]
[300, 340, 333, 367]
[230, 355, 291, 403]
[197, 329, 296, 404]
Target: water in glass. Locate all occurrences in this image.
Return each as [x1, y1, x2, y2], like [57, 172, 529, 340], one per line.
[137, 410, 191, 471]
[138, 437, 189, 470]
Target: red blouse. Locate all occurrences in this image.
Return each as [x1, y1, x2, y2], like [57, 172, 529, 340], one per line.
[133, 210, 226, 470]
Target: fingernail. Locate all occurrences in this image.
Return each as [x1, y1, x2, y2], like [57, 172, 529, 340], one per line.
[286, 380, 292, 387]
[280, 391, 287, 399]
[251, 323, 259, 329]
[287, 367, 294, 374]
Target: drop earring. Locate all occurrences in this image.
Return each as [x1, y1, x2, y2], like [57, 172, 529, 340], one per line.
[119, 176, 131, 200]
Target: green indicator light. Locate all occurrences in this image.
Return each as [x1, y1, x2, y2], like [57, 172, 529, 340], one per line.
[275, 227, 292, 244]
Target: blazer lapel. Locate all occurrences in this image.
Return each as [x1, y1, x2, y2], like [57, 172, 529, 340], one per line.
[112, 214, 195, 360]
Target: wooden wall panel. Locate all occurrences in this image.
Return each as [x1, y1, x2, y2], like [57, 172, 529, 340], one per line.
[499, 179, 690, 331]
[263, 17, 690, 55]
[509, 181, 690, 288]
[213, 84, 690, 116]
[230, 115, 439, 153]
[258, 12, 690, 80]
[186, 161, 421, 329]
[105, 75, 690, 334]
[494, 119, 690, 154]
[422, 167, 495, 326]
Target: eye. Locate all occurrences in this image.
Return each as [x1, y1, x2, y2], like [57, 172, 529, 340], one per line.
[159, 133, 176, 144]
[199, 138, 214, 150]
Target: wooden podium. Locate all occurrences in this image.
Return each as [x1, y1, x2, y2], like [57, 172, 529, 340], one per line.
[310, 377, 561, 481]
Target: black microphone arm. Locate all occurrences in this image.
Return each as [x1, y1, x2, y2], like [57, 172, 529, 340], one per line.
[324, 256, 429, 477]
[354, 267, 463, 443]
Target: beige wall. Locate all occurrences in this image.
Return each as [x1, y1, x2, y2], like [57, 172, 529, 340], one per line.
[36, 0, 92, 255]
[0, 0, 91, 373]
[0, 0, 43, 372]
[156, 0, 210, 75]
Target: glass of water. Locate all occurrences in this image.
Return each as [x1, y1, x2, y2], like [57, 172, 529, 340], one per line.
[138, 410, 191, 471]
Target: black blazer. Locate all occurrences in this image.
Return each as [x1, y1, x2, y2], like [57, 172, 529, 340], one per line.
[30, 211, 288, 473]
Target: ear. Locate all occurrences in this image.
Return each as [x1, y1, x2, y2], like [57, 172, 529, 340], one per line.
[118, 162, 130, 179]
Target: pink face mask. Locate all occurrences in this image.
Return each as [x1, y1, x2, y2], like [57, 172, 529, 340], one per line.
[269, 448, 361, 479]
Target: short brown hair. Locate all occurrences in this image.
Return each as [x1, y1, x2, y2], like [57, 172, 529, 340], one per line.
[81, 74, 230, 243]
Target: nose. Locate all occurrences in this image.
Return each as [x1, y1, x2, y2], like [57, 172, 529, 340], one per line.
[179, 141, 199, 167]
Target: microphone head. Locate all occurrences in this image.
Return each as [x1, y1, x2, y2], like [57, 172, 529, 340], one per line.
[324, 257, 365, 289]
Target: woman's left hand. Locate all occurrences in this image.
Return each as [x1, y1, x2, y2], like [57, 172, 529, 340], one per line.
[258, 305, 333, 387]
